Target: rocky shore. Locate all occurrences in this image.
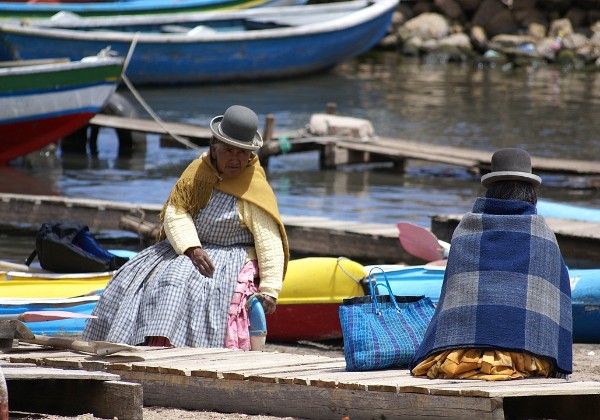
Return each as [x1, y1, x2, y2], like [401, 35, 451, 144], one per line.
[382, 0, 600, 69]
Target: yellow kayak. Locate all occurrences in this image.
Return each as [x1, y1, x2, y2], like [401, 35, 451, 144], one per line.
[0, 270, 113, 298]
[268, 256, 368, 341]
[1, 255, 370, 341]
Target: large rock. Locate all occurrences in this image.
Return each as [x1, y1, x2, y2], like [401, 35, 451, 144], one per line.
[434, 0, 466, 21]
[472, 0, 507, 27]
[485, 9, 520, 36]
[398, 12, 450, 41]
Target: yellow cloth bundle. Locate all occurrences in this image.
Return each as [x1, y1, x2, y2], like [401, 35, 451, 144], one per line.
[412, 349, 552, 381]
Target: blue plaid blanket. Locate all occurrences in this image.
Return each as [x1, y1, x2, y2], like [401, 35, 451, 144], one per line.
[409, 197, 573, 375]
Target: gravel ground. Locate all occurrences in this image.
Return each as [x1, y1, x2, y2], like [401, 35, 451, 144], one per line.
[9, 341, 600, 420]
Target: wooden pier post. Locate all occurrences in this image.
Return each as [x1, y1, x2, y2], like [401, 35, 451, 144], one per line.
[259, 114, 275, 168]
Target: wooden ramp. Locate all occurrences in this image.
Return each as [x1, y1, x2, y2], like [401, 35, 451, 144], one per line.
[2, 346, 600, 419]
[1, 361, 142, 419]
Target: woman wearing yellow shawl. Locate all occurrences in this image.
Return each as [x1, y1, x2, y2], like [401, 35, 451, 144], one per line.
[83, 105, 289, 350]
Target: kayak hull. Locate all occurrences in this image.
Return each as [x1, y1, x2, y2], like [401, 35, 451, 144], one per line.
[5, 258, 599, 343]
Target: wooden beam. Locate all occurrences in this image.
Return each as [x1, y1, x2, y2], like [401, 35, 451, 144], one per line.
[4, 366, 142, 420]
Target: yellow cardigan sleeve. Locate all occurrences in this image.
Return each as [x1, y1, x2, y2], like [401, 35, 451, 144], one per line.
[163, 203, 201, 255]
[239, 200, 285, 300]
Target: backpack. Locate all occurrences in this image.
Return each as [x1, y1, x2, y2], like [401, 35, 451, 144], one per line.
[25, 220, 130, 273]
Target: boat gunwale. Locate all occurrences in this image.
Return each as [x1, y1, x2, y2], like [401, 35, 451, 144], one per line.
[0, 56, 123, 76]
[0, 0, 397, 43]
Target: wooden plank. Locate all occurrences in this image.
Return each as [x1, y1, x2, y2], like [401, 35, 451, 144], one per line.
[2, 365, 119, 381]
[90, 114, 213, 141]
[0, 193, 162, 232]
[120, 370, 504, 420]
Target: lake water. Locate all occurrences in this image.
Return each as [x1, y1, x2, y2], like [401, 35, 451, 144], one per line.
[2, 51, 600, 260]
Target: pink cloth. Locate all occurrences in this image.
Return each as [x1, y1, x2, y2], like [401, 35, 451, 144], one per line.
[225, 260, 259, 350]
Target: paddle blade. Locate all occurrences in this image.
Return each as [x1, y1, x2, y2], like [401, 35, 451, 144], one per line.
[397, 222, 445, 262]
[17, 311, 97, 323]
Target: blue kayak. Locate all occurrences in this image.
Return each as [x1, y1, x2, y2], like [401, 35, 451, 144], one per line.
[537, 199, 600, 223]
[370, 265, 600, 344]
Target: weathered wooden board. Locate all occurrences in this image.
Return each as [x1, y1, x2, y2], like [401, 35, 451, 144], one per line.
[1, 363, 143, 419]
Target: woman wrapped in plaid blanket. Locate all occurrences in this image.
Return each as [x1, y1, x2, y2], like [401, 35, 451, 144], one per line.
[410, 148, 572, 380]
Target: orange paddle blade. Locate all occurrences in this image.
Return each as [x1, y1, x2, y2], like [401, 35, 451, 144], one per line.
[16, 311, 97, 323]
[397, 222, 444, 262]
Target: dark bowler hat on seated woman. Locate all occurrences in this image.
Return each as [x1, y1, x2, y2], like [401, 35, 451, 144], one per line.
[481, 148, 541, 188]
[210, 105, 263, 151]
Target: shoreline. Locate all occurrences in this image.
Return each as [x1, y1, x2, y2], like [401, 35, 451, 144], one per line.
[383, 0, 600, 70]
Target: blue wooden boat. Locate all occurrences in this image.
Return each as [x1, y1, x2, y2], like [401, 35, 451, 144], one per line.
[0, 0, 305, 18]
[0, 0, 396, 84]
[369, 265, 600, 344]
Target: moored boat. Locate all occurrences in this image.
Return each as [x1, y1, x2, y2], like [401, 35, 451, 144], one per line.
[0, 0, 306, 18]
[6, 254, 600, 343]
[0, 0, 397, 84]
[0, 51, 123, 164]
[0, 256, 368, 339]
[266, 257, 366, 341]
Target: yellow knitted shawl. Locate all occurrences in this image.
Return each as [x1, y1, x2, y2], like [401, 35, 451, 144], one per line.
[159, 152, 289, 274]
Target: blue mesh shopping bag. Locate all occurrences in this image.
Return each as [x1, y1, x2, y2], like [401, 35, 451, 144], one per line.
[338, 267, 435, 371]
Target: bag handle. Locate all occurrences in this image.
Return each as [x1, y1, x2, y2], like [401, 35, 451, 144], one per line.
[25, 250, 37, 267]
[367, 267, 401, 315]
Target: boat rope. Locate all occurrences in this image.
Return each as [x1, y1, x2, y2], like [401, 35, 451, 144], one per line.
[121, 33, 204, 152]
[336, 256, 365, 285]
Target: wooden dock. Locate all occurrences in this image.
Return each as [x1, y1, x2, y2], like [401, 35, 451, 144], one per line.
[2, 345, 600, 419]
[431, 214, 600, 267]
[3, 192, 600, 266]
[0, 192, 417, 265]
[90, 114, 600, 181]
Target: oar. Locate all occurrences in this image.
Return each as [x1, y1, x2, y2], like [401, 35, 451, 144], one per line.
[397, 222, 450, 262]
[0, 310, 97, 323]
[0, 260, 48, 273]
[6, 320, 138, 356]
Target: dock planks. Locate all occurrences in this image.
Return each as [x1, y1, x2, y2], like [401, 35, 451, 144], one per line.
[90, 114, 600, 178]
[4, 192, 600, 266]
[0, 193, 417, 264]
[2, 345, 600, 419]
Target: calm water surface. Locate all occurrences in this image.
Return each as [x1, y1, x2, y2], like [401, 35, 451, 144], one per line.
[1, 52, 600, 259]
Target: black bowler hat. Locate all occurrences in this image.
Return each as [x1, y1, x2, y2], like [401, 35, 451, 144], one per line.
[481, 148, 542, 188]
[210, 105, 263, 151]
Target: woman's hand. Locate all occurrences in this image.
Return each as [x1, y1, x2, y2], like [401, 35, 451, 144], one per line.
[257, 294, 277, 315]
[185, 247, 215, 278]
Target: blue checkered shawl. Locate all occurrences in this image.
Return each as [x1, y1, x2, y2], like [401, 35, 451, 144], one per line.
[409, 197, 573, 375]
